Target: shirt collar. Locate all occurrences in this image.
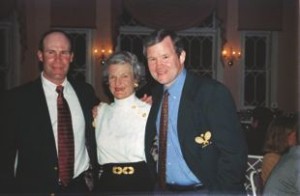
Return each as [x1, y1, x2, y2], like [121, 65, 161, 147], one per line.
[165, 68, 186, 98]
[113, 93, 136, 107]
[41, 71, 70, 93]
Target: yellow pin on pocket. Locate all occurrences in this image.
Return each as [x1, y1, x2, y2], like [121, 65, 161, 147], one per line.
[195, 131, 212, 148]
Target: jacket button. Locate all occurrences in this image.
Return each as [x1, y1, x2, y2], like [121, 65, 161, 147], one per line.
[54, 166, 58, 171]
[50, 193, 55, 196]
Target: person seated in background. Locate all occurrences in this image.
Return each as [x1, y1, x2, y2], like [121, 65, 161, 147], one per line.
[93, 51, 154, 193]
[263, 124, 299, 196]
[246, 106, 274, 155]
[261, 114, 298, 185]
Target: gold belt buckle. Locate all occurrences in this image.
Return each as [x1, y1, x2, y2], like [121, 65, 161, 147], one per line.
[112, 166, 135, 175]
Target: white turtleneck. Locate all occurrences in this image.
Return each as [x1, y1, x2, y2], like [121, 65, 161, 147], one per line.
[94, 93, 151, 164]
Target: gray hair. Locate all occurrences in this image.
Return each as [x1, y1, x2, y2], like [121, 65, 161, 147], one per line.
[102, 51, 145, 84]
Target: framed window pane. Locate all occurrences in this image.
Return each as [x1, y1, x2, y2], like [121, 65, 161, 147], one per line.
[67, 32, 87, 82]
[0, 27, 8, 95]
[243, 34, 270, 107]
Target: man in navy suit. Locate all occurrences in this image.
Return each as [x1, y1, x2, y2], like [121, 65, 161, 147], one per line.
[143, 29, 247, 194]
[0, 30, 99, 194]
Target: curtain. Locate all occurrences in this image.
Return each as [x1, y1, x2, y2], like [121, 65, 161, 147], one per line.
[123, 0, 217, 30]
[51, 0, 96, 28]
[0, 0, 16, 19]
[238, 0, 283, 30]
[0, 0, 27, 63]
[111, 0, 221, 49]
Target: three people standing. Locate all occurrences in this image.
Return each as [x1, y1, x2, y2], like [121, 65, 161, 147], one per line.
[0, 29, 248, 195]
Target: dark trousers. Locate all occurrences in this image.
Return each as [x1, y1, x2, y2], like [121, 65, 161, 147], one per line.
[57, 171, 91, 195]
[153, 183, 209, 195]
[12, 171, 91, 195]
[94, 161, 154, 194]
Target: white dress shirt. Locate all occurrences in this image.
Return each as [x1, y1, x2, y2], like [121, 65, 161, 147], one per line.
[95, 93, 150, 164]
[41, 73, 89, 178]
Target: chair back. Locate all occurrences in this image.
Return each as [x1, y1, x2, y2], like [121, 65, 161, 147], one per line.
[250, 169, 263, 196]
[244, 155, 263, 195]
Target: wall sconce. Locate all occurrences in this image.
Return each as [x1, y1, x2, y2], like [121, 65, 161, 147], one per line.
[221, 47, 241, 67]
[93, 48, 113, 65]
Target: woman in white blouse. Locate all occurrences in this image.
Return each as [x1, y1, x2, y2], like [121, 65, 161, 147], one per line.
[93, 51, 154, 193]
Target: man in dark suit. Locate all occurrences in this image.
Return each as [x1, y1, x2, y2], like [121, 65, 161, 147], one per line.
[143, 29, 248, 194]
[0, 30, 99, 194]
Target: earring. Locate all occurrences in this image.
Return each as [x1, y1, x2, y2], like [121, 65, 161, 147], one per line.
[134, 83, 139, 88]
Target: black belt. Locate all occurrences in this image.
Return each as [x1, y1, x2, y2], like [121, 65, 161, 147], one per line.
[166, 183, 204, 192]
[101, 161, 147, 175]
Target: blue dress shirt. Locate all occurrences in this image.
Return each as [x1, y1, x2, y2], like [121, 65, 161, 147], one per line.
[157, 69, 202, 186]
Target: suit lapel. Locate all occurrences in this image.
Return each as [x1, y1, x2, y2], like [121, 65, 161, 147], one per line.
[69, 81, 89, 124]
[145, 85, 163, 163]
[30, 78, 58, 158]
[177, 73, 201, 143]
[68, 80, 97, 167]
[149, 85, 164, 135]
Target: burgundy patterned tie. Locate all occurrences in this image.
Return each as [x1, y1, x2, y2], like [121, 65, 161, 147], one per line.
[158, 90, 169, 190]
[56, 85, 74, 187]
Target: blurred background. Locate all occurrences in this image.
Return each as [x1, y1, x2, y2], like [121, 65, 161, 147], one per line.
[0, 0, 298, 122]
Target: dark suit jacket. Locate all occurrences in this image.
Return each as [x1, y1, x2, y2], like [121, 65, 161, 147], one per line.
[0, 77, 99, 193]
[145, 72, 248, 194]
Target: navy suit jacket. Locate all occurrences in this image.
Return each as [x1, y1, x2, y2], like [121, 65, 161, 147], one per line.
[0, 77, 99, 193]
[145, 72, 248, 193]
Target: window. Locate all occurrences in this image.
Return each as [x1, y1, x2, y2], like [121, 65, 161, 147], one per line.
[0, 27, 8, 93]
[59, 28, 94, 84]
[180, 33, 215, 78]
[241, 32, 273, 108]
[0, 17, 17, 94]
